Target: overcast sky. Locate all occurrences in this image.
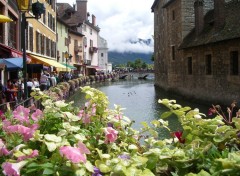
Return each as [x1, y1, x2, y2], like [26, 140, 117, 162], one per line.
[57, 0, 154, 53]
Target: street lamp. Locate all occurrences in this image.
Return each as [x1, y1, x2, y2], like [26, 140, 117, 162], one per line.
[64, 51, 72, 71]
[16, 0, 45, 99]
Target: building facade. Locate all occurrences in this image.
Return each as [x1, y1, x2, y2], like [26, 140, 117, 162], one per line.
[0, 0, 20, 84]
[57, 0, 101, 76]
[152, 0, 240, 104]
[26, 0, 67, 77]
[98, 36, 109, 73]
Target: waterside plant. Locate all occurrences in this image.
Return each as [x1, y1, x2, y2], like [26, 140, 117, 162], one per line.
[0, 86, 240, 176]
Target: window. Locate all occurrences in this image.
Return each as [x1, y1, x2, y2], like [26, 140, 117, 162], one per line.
[29, 26, 33, 52]
[8, 13, 17, 48]
[172, 10, 175, 21]
[65, 37, 68, 46]
[41, 35, 45, 55]
[171, 46, 175, 60]
[90, 39, 93, 47]
[46, 38, 50, 56]
[90, 29, 92, 35]
[187, 57, 192, 75]
[205, 54, 212, 75]
[230, 51, 239, 75]
[101, 53, 104, 57]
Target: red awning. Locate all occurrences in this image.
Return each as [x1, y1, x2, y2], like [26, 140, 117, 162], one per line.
[0, 43, 31, 61]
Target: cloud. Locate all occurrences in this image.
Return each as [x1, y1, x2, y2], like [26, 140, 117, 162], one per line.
[57, 0, 154, 53]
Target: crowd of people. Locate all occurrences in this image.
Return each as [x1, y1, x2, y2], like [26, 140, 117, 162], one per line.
[0, 71, 75, 108]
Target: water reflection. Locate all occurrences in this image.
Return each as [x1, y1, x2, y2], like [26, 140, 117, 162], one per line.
[68, 74, 209, 139]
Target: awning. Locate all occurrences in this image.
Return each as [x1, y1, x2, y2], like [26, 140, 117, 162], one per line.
[0, 43, 31, 60]
[0, 15, 13, 23]
[86, 65, 101, 69]
[61, 63, 77, 70]
[0, 58, 23, 71]
[29, 54, 68, 70]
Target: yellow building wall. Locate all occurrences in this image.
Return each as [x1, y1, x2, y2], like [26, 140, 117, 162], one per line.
[27, 0, 56, 60]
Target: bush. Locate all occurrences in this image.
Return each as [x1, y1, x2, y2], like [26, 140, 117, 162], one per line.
[0, 88, 240, 176]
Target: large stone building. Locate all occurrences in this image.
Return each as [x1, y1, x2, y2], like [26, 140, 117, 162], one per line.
[151, 0, 240, 105]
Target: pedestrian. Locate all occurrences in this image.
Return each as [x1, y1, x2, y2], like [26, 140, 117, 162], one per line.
[40, 72, 49, 91]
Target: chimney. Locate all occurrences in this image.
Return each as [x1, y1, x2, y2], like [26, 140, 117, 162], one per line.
[214, 0, 225, 29]
[194, 0, 204, 36]
[76, 0, 88, 21]
[92, 14, 96, 26]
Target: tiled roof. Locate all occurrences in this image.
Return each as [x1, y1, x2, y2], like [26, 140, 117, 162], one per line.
[151, 0, 160, 12]
[162, 0, 176, 8]
[179, 1, 240, 49]
[56, 3, 84, 27]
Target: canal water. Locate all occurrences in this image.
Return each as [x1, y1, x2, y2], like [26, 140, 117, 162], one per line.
[68, 74, 210, 139]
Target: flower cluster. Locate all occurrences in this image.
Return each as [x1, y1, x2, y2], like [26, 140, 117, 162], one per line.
[1, 87, 240, 176]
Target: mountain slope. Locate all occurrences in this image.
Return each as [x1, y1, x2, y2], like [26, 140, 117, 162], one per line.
[108, 52, 153, 65]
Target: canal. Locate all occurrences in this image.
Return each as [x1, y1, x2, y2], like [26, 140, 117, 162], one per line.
[68, 73, 210, 139]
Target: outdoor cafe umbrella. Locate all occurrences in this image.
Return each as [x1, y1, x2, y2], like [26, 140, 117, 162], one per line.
[0, 58, 23, 71]
[0, 15, 13, 23]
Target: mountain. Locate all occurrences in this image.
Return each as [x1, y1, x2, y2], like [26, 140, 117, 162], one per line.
[108, 38, 153, 65]
[108, 52, 153, 65]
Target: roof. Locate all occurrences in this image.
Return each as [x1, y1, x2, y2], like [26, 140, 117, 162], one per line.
[151, 0, 159, 12]
[179, 1, 240, 49]
[56, 3, 84, 27]
[162, 0, 176, 8]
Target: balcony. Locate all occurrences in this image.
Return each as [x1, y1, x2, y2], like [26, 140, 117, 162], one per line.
[74, 45, 83, 53]
[89, 47, 98, 54]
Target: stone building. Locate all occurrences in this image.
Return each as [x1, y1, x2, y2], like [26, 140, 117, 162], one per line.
[151, 0, 240, 105]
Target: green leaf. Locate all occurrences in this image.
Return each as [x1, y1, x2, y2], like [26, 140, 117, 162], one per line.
[160, 111, 172, 119]
[85, 161, 94, 172]
[142, 169, 155, 176]
[99, 163, 111, 173]
[146, 154, 158, 170]
[43, 168, 55, 175]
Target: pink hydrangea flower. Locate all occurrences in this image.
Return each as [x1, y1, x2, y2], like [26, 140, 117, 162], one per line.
[5, 124, 39, 141]
[17, 150, 39, 161]
[82, 114, 91, 124]
[78, 110, 91, 124]
[78, 110, 84, 119]
[2, 161, 28, 176]
[31, 109, 43, 122]
[59, 146, 87, 163]
[104, 127, 118, 144]
[2, 120, 11, 131]
[91, 104, 96, 115]
[114, 114, 123, 120]
[78, 142, 90, 154]
[13, 106, 30, 124]
[0, 139, 10, 156]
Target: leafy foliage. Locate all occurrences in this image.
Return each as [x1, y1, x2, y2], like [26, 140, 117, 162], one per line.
[0, 88, 240, 176]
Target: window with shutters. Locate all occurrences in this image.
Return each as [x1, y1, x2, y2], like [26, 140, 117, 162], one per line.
[26, 22, 29, 50]
[43, 11, 46, 24]
[51, 41, 56, 58]
[29, 27, 33, 52]
[65, 37, 68, 46]
[41, 35, 45, 55]
[46, 38, 50, 56]
[36, 32, 39, 53]
[8, 13, 17, 49]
